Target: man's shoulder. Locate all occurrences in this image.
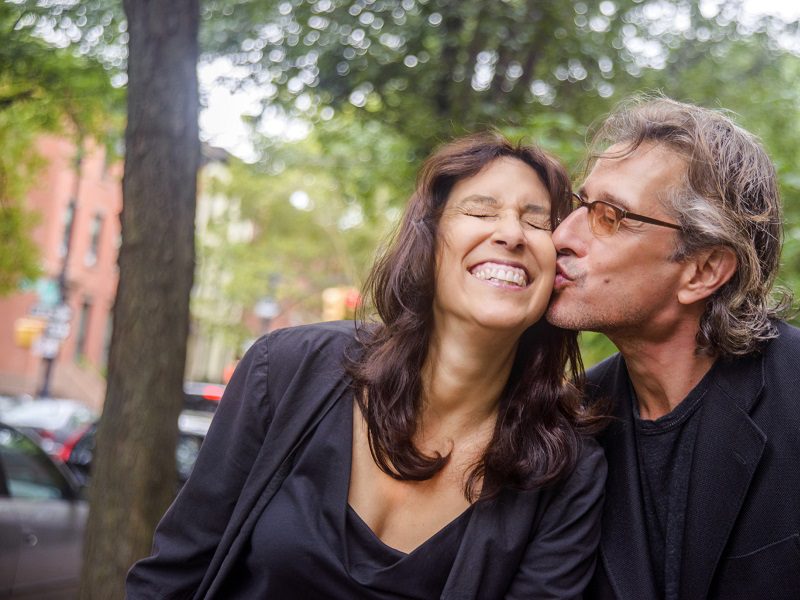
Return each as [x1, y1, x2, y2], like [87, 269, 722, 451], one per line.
[742, 319, 800, 376]
[752, 319, 800, 387]
[771, 320, 800, 350]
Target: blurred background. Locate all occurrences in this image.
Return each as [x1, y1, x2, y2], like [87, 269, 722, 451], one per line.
[0, 0, 799, 597]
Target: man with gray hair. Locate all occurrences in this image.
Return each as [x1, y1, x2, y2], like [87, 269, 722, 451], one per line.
[548, 95, 799, 599]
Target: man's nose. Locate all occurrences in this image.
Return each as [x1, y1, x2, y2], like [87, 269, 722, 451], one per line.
[552, 208, 589, 254]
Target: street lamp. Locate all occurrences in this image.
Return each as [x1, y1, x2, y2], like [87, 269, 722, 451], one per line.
[37, 143, 83, 398]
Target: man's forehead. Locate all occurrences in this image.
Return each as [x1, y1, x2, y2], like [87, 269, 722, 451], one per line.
[595, 140, 684, 166]
[583, 142, 687, 202]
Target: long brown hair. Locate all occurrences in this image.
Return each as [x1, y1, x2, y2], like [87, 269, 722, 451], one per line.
[348, 131, 603, 501]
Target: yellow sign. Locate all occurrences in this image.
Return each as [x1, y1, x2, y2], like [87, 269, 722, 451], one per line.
[14, 317, 47, 349]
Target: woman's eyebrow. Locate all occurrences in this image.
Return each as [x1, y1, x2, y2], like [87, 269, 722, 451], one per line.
[457, 194, 499, 207]
[521, 203, 549, 215]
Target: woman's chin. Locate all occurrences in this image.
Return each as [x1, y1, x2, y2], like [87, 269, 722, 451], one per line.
[470, 314, 542, 337]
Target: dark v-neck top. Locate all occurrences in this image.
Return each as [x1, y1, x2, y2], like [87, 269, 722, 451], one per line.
[632, 367, 712, 600]
[218, 394, 473, 599]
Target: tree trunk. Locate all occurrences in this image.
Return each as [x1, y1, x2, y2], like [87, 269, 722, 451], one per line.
[79, 0, 199, 597]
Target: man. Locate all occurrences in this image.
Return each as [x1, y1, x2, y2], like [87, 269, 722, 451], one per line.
[547, 95, 800, 600]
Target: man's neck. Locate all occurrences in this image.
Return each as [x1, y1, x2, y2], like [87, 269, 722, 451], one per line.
[613, 331, 716, 421]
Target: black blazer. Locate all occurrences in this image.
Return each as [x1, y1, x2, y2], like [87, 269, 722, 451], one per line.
[585, 321, 800, 600]
[127, 321, 607, 599]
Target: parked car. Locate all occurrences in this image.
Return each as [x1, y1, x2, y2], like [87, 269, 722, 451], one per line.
[182, 381, 225, 413]
[0, 421, 87, 599]
[62, 410, 213, 489]
[0, 394, 27, 418]
[1, 399, 97, 458]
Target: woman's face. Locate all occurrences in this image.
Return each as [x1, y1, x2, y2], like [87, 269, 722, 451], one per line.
[433, 157, 557, 337]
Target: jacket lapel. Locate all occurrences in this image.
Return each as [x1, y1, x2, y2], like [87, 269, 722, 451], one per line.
[595, 356, 659, 600]
[679, 353, 767, 600]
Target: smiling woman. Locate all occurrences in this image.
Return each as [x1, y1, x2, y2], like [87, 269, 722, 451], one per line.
[127, 132, 608, 600]
[435, 156, 557, 336]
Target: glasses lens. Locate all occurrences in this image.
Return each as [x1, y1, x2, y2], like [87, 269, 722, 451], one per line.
[590, 201, 621, 236]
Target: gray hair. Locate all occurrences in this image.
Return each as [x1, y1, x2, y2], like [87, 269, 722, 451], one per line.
[590, 94, 791, 357]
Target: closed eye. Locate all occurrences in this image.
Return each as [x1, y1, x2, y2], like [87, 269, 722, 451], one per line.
[523, 218, 553, 232]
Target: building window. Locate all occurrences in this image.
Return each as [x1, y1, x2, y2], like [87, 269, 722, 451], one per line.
[85, 214, 103, 267]
[59, 201, 75, 258]
[101, 315, 113, 371]
[75, 301, 92, 362]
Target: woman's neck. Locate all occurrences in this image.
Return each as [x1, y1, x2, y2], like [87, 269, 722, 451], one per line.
[419, 322, 518, 438]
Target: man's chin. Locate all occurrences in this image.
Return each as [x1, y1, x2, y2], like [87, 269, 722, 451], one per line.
[545, 301, 582, 331]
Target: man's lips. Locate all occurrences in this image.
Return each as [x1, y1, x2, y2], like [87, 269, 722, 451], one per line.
[553, 263, 575, 290]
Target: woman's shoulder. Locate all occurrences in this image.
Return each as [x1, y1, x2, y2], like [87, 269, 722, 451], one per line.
[255, 320, 360, 361]
[263, 319, 358, 344]
[552, 435, 607, 504]
[574, 434, 606, 481]
[246, 320, 362, 391]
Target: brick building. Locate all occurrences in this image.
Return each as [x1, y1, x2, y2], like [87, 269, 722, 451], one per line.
[0, 135, 121, 410]
[0, 137, 307, 408]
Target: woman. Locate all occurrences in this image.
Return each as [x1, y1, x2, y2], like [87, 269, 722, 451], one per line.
[127, 132, 607, 599]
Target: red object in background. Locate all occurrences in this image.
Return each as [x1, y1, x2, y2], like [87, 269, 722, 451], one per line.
[183, 381, 225, 413]
[57, 423, 93, 463]
[202, 383, 224, 401]
[344, 289, 361, 311]
[222, 362, 238, 385]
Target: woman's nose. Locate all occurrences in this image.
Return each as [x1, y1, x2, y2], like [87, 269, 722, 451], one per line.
[491, 214, 526, 249]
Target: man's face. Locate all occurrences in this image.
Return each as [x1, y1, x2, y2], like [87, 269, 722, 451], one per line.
[546, 143, 690, 340]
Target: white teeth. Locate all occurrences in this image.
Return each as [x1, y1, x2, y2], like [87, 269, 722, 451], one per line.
[470, 263, 528, 287]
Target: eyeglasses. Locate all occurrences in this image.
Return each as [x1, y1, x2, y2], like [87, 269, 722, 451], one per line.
[569, 192, 682, 237]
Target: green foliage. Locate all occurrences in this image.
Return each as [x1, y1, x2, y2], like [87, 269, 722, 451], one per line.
[0, 202, 41, 295]
[0, 2, 123, 142]
[579, 331, 618, 369]
[195, 116, 416, 336]
[0, 1, 122, 296]
[194, 2, 792, 145]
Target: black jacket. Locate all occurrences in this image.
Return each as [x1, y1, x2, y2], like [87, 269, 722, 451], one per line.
[127, 321, 607, 599]
[586, 321, 800, 600]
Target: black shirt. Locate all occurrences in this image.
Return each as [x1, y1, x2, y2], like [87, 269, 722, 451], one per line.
[219, 394, 472, 599]
[633, 367, 713, 600]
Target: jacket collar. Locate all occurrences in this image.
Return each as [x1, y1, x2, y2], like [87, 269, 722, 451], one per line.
[597, 350, 767, 600]
[678, 351, 766, 600]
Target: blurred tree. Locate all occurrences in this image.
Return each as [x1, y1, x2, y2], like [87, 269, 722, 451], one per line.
[0, 2, 119, 295]
[194, 113, 416, 341]
[77, 0, 200, 598]
[195, 1, 795, 149]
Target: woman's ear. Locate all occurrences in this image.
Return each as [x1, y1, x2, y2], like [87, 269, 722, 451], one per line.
[677, 247, 737, 305]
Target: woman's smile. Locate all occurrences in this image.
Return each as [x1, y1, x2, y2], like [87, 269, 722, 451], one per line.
[469, 261, 530, 288]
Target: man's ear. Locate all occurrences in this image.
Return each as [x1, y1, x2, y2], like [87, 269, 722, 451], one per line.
[677, 247, 737, 305]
